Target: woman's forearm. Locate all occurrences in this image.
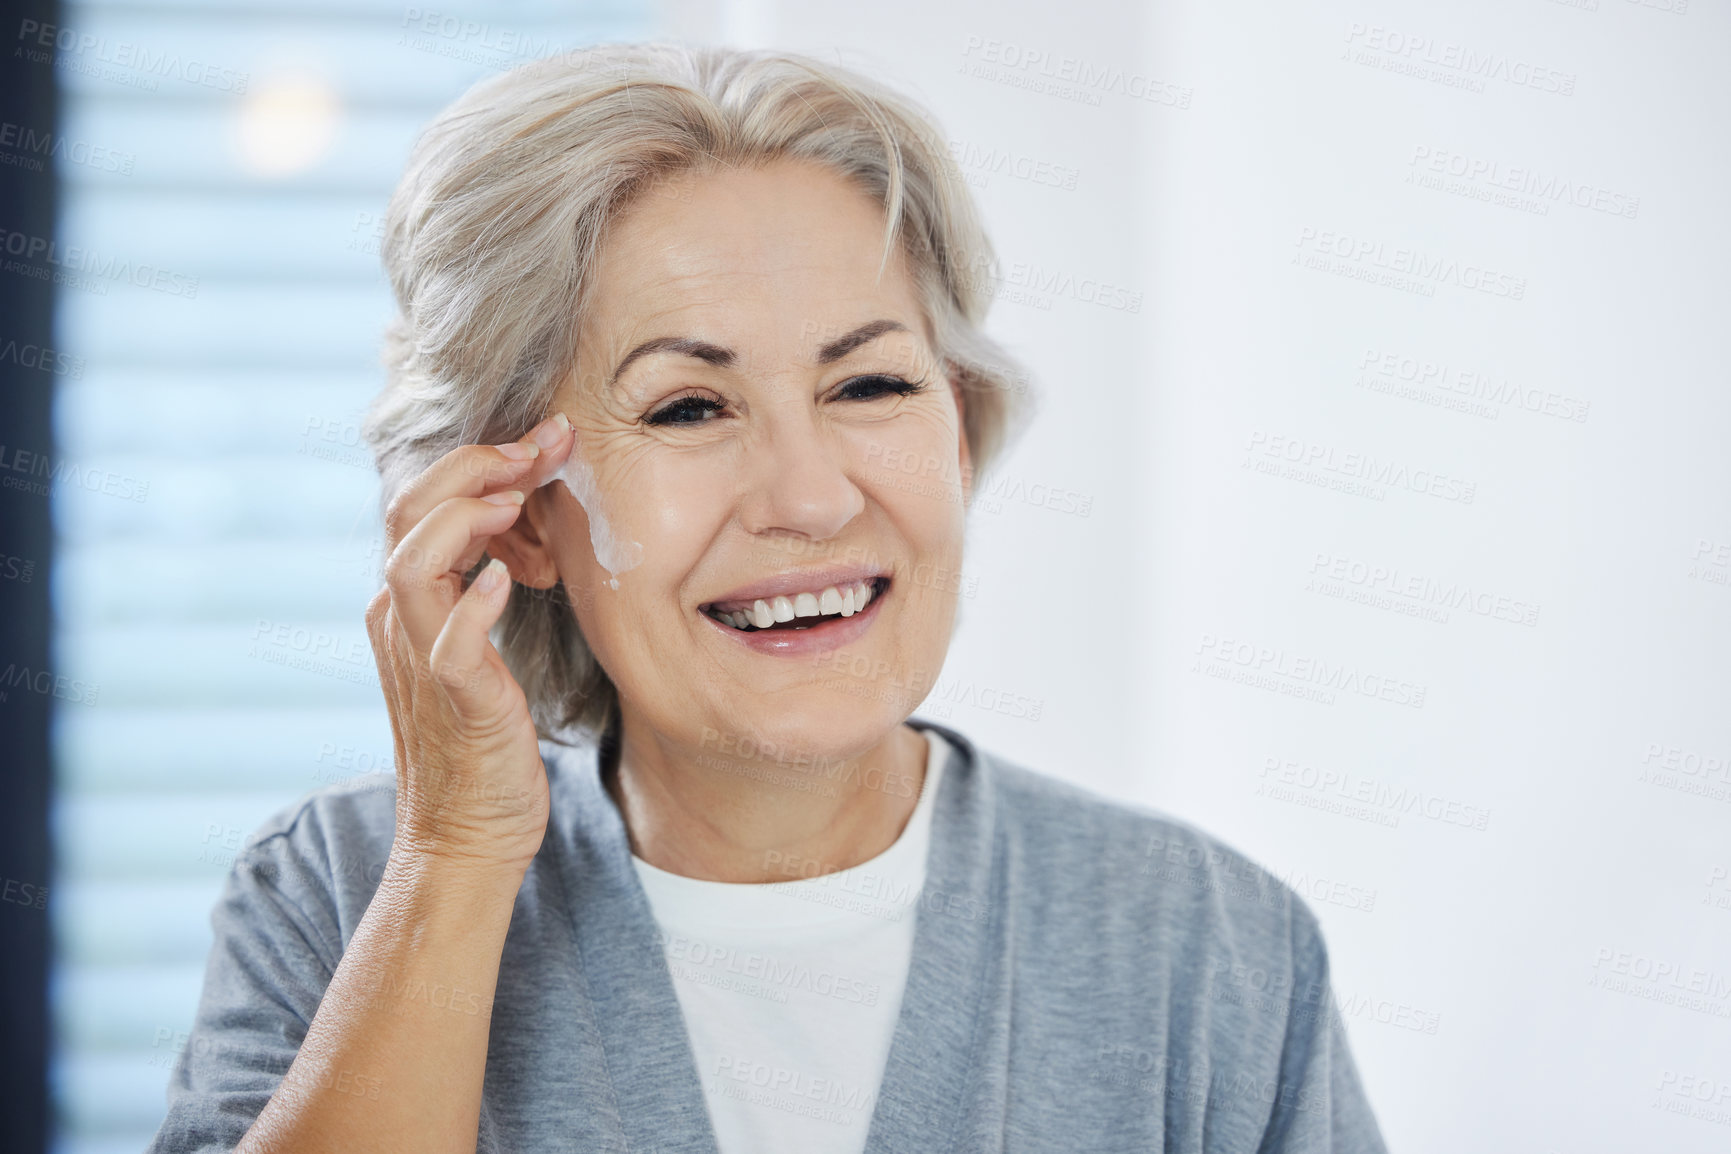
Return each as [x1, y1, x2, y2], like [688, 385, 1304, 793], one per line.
[235, 850, 527, 1154]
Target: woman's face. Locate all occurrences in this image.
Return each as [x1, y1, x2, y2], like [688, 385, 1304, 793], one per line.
[527, 158, 971, 760]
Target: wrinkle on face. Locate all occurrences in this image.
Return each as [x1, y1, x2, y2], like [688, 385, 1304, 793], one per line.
[534, 157, 970, 759]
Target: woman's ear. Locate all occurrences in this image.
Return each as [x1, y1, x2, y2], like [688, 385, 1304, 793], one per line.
[486, 484, 562, 589]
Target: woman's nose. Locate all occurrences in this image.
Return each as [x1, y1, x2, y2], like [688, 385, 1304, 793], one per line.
[736, 408, 866, 543]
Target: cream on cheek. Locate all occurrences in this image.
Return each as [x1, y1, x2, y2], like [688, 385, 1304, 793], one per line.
[537, 439, 644, 589]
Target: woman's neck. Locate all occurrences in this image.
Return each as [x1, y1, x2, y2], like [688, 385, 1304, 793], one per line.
[602, 714, 929, 883]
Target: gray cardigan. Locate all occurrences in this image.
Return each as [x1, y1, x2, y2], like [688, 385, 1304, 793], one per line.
[146, 719, 1389, 1153]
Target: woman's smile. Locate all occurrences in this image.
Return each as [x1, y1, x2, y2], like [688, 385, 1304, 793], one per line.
[699, 569, 893, 656]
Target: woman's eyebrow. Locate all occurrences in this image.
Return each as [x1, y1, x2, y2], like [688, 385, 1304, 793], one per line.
[608, 337, 734, 387]
[815, 319, 908, 364]
[607, 320, 909, 387]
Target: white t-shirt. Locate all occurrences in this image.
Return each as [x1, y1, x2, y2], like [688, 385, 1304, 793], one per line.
[630, 729, 950, 1154]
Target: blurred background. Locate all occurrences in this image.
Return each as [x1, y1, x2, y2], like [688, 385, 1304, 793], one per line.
[0, 0, 1726, 1151]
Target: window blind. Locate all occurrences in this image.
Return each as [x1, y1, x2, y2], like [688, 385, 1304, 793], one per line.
[47, 3, 651, 1150]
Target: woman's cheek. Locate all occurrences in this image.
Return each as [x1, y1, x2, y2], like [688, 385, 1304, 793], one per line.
[622, 453, 739, 572]
[842, 417, 966, 511]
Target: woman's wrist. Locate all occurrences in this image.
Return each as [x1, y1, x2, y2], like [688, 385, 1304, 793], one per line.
[382, 839, 534, 907]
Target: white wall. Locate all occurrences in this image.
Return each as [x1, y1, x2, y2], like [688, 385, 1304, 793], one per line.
[661, 0, 1731, 1149]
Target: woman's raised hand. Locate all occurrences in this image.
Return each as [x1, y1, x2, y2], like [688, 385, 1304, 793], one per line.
[364, 412, 575, 873]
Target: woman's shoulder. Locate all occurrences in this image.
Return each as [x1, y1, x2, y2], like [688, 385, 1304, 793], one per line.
[959, 733, 1326, 955]
[227, 736, 593, 911]
[964, 735, 1267, 867]
[227, 771, 400, 917]
[235, 734, 591, 872]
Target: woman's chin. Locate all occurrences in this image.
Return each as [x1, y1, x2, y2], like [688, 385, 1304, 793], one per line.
[695, 699, 911, 767]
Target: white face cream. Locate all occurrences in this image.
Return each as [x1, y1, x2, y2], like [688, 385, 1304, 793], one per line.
[539, 443, 643, 589]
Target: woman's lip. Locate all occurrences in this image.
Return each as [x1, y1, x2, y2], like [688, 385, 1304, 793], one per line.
[702, 565, 888, 611]
[701, 581, 886, 656]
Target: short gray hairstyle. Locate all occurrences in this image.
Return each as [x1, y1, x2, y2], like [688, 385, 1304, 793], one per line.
[364, 42, 1032, 746]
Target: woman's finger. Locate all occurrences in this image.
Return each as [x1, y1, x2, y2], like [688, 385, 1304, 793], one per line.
[385, 492, 526, 653]
[382, 415, 574, 554]
[426, 557, 517, 722]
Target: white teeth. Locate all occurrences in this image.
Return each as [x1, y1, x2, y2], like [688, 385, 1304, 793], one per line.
[713, 579, 882, 632]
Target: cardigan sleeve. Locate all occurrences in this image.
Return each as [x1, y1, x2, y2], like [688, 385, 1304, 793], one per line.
[143, 826, 343, 1154]
[144, 802, 512, 1154]
[1252, 902, 1389, 1154]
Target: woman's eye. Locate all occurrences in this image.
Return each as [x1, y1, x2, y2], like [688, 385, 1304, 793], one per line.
[645, 395, 726, 426]
[836, 374, 928, 402]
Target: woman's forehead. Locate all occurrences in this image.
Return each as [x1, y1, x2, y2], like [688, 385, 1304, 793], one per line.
[573, 164, 929, 384]
[591, 165, 915, 311]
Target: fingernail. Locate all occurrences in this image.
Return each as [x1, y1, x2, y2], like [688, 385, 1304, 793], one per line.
[474, 557, 508, 593]
[496, 441, 539, 461]
[531, 412, 572, 451]
[481, 490, 525, 506]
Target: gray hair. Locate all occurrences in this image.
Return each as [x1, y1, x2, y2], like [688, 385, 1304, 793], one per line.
[364, 42, 1032, 746]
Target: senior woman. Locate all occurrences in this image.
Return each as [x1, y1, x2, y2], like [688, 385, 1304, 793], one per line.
[148, 44, 1386, 1154]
